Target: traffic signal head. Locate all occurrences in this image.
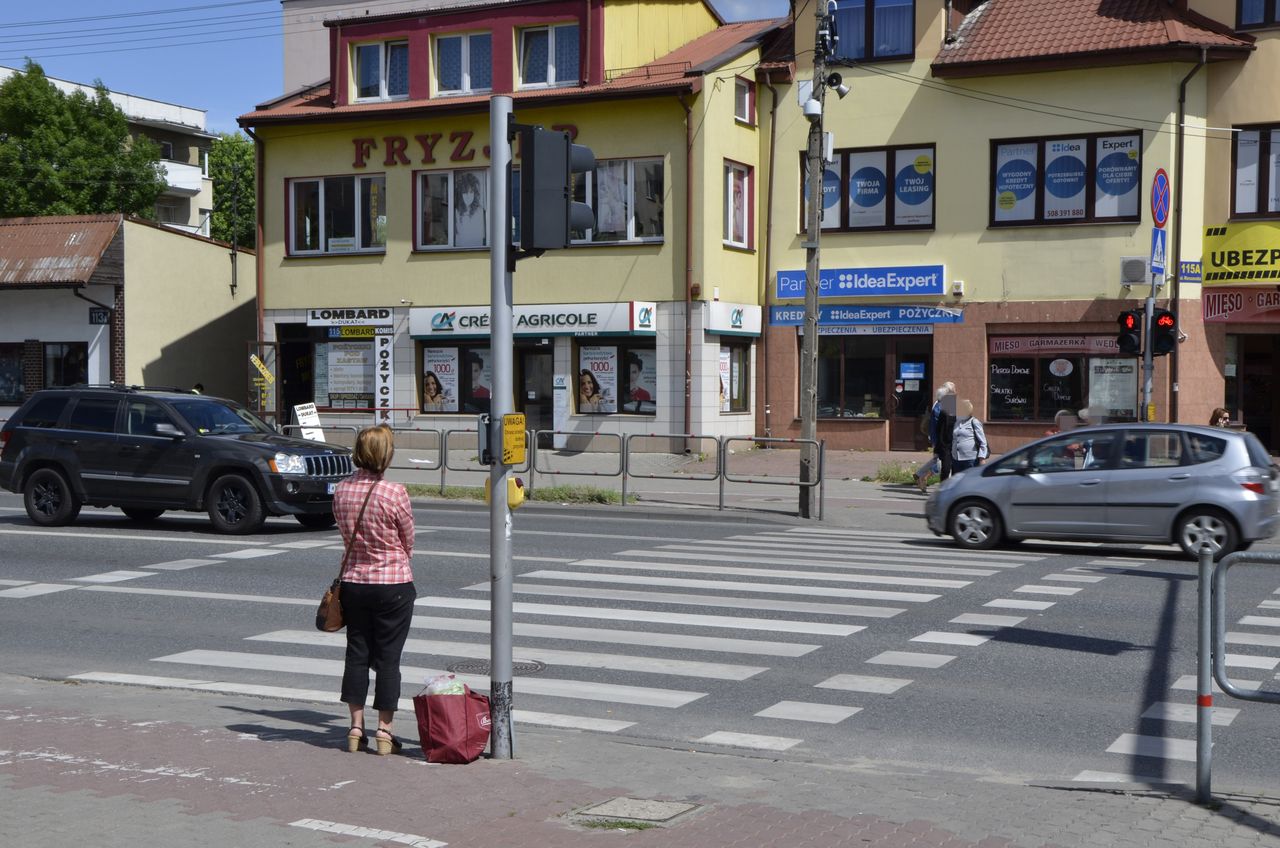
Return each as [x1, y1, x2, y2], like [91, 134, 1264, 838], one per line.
[1116, 310, 1142, 354]
[517, 127, 595, 251]
[1151, 308, 1177, 356]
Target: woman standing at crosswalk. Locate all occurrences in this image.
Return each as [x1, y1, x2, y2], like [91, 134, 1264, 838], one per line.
[333, 425, 416, 755]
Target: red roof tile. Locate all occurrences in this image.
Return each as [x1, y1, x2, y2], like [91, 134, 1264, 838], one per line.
[933, 0, 1252, 78]
[240, 18, 785, 125]
[0, 215, 121, 287]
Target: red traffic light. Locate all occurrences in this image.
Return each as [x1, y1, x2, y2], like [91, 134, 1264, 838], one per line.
[1116, 310, 1142, 354]
[1155, 312, 1176, 329]
[1121, 312, 1138, 330]
[1151, 307, 1177, 355]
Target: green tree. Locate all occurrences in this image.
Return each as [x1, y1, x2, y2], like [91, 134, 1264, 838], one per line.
[0, 60, 166, 217]
[209, 131, 256, 248]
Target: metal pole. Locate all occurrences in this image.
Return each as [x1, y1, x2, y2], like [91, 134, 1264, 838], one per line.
[1142, 276, 1156, 420]
[718, 436, 726, 511]
[1196, 543, 1213, 804]
[488, 95, 515, 759]
[799, 3, 828, 519]
[818, 440, 826, 521]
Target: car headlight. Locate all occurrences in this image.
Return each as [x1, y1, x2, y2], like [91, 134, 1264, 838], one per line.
[270, 453, 307, 474]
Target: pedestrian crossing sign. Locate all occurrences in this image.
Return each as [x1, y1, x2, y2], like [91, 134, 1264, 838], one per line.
[1150, 228, 1166, 277]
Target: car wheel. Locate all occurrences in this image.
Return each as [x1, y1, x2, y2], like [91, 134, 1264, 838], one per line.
[207, 474, 265, 535]
[121, 508, 164, 522]
[23, 468, 81, 527]
[948, 499, 1002, 550]
[1176, 508, 1238, 561]
[295, 512, 336, 530]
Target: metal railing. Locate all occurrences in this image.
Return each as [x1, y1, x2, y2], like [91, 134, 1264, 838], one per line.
[722, 436, 825, 519]
[621, 432, 720, 505]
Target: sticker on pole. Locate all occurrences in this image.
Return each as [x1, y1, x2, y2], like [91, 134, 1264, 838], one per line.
[501, 413, 527, 466]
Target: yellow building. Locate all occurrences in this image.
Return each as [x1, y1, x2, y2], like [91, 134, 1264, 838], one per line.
[240, 0, 788, 440]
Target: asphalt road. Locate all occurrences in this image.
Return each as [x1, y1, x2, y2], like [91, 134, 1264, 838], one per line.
[3, 491, 1280, 792]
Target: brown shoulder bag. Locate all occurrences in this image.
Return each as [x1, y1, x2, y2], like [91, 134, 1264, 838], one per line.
[314, 484, 376, 632]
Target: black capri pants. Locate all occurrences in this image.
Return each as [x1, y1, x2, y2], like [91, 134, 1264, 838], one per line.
[340, 581, 417, 712]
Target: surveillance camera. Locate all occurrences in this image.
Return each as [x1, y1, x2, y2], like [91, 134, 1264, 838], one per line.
[803, 98, 822, 122]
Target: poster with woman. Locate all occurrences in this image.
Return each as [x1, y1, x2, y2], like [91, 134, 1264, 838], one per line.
[454, 170, 487, 248]
[718, 348, 732, 413]
[625, 349, 656, 414]
[423, 347, 459, 412]
[578, 346, 617, 413]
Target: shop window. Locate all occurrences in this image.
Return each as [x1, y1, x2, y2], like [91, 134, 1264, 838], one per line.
[832, 0, 914, 62]
[568, 158, 665, 243]
[719, 343, 750, 412]
[815, 336, 886, 418]
[416, 168, 488, 249]
[289, 174, 386, 255]
[1238, 0, 1280, 29]
[0, 344, 24, 403]
[44, 342, 88, 388]
[354, 41, 409, 101]
[723, 161, 752, 248]
[418, 344, 490, 414]
[990, 132, 1142, 226]
[575, 342, 655, 415]
[436, 32, 492, 95]
[803, 144, 935, 232]
[1231, 125, 1280, 218]
[734, 78, 754, 125]
[519, 23, 579, 88]
[311, 339, 376, 410]
[988, 347, 1139, 422]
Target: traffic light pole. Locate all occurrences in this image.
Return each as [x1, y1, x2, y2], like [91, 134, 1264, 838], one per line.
[1142, 273, 1158, 421]
[488, 94, 515, 759]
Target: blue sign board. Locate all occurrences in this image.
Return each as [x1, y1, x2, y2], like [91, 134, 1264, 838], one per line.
[900, 361, 926, 380]
[1180, 260, 1202, 282]
[1150, 227, 1167, 276]
[775, 265, 946, 300]
[770, 305, 964, 326]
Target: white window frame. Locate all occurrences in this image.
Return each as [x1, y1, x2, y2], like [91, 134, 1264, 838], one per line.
[435, 32, 492, 96]
[288, 174, 387, 256]
[723, 161, 751, 249]
[568, 157, 665, 245]
[733, 77, 754, 125]
[518, 23, 579, 89]
[353, 40, 409, 102]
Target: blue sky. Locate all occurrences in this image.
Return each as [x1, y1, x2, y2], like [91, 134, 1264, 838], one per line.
[0, 0, 789, 135]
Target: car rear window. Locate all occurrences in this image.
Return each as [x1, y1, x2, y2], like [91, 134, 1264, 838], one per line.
[16, 396, 69, 428]
[1185, 432, 1227, 464]
[65, 398, 120, 433]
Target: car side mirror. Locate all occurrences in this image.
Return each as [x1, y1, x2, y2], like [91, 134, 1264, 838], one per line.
[154, 422, 184, 438]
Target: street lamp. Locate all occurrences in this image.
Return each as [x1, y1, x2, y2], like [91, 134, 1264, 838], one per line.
[799, 2, 840, 519]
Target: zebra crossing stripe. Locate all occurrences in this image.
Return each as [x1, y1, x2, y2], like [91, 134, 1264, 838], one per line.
[144, 559, 221, 571]
[1172, 674, 1261, 693]
[211, 549, 285, 559]
[985, 599, 1055, 610]
[778, 527, 939, 540]
[249, 629, 769, 681]
[572, 558, 971, 589]
[153, 649, 706, 708]
[645, 544, 1001, 574]
[0, 583, 78, 598]
[866, 651, 955, 669]
[1224, 653, 1280, 670]
[910, 631, 990, 647]
[1140, 701, 1238, 726]
[1014, 585, 1081, 596]
[1105, 733, 1196, 762]
[696, 731, 801, 752]
[1225, 631, 1280, 648]
[815, 674, 911, 694]
[733, 535, 1038, 563]
[951, 613, 1026, 627]
[1042, 573, 1107, 583]
[1071, 770, 1179, 784]
[754, 701, 861, 724]
[289, 819, 446, 848]
[71, 570, 154, 583]
[1238, 615, 1280, 627]
[519, 569, 941, 603]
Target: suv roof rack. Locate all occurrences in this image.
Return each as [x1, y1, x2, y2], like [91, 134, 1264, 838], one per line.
[64, 383, 198, 394]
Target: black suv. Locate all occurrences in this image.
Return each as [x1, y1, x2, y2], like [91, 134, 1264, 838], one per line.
[0, 386, 353, 534]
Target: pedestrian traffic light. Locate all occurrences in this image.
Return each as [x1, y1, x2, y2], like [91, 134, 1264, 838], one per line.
[1116, 310, 1142, 354]
[517, 126, 595, 251]
[1151, 308, 1177, 356]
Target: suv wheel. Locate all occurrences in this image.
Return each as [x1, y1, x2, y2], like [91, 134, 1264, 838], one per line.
[207, 474, 265, 535]
[1176, 508, 1237, 561]
[295, 512, 336, 530]
[121, 508, 165, 522]
[24, 468, 82, 527]
[949, 498, 1002, 550]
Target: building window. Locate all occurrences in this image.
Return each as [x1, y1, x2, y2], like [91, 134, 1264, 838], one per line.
[576, 343, 655, 415]
[1232, 124, 1280, 218]
[354, 41, 409, 101]
[568, 158, 665, 244]
[832, 0, 914, 62]
[159, 140, 174, 160]
[198, 208, 212, 237]
[734, 77, 754, 125]
[0, 344, 24, 404]
[813, 335, 931, 419]
[987, 341, 1138, 422]
[990, 132, 1142, 226]
[199, 148, 209, 177]
[436, 32, 492, 95]
[804, 144, 935, 231]
[288, 174, 387, 254]
[719, 343, 750, 412]
[417, 168, 488, 249]
[44, 342, 88, 388]
[723, 161, 752, 248]
[1239, 0, 1280, 29]
[519, 23, 579, 88]
[155, 200, 183, 224]
[417, 344, 490, 414]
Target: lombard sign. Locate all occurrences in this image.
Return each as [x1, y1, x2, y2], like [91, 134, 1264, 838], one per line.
[775, 265, 945, 299]
[770, 305, 963, 326]
[707, 302, 762, 336]
[307, 307, 394, 327]
[409, 302, 658, 338]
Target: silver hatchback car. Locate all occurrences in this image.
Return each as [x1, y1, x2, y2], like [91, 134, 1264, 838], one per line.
[925, 423, 1280, 559]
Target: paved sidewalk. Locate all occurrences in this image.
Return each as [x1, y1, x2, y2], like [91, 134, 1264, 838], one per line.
[1, 673, 1278, 847]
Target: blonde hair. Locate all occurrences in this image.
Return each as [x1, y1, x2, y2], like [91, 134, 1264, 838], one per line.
[352, 424, 395, 473]
[958, 398, 974, 417]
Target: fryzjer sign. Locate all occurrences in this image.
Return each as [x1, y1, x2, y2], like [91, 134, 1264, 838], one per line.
[775, 264, 945, 299]
[408, 302, 657, 337]
[770, 305, 962, 326]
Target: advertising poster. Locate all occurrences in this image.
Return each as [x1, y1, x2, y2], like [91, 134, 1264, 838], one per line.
[1093, 135, 1140, 218]
[1043, 138, 1087, 220]
[453, 169, 487, 248]
[327, 341, 373, 408]
[463, 347, 491, 413]
[1235, 131, 1259, 214]
[847, 150, 887, 228]
[893, 148, 934, 227]
[578, 345, 618, 413]
[312, 342, 329, 406]
[423, 347, 458, 413]
[821, 162, 842, 230]
[1089, 358, 1138, 421]
[1270, 130, 1280, 213]
[719, 348, 732, 412]
[625, 348, 656, 414]
[993, 142, 1038, 222]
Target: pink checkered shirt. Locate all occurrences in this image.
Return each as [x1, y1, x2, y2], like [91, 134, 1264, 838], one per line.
[333, 470, 415, 585]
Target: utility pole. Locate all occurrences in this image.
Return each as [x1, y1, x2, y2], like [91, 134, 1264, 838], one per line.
[229, 158, 240, 296]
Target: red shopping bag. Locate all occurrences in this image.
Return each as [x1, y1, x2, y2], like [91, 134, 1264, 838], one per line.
[413, 685, 492, 764]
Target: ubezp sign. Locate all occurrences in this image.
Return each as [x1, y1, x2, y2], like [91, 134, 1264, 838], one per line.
[408, 302, 657, 337]
[1203, 223, 1280, 284]
[307, 307, 394, 326]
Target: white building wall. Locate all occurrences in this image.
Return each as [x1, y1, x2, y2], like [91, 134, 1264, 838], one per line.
[0, 286, 113, 417]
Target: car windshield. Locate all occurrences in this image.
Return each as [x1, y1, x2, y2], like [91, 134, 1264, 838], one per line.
[170, 399, 274, 435]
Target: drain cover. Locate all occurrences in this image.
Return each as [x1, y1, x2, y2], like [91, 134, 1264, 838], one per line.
[447, 659, 546, 676]
[577, 797, 699, 824]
